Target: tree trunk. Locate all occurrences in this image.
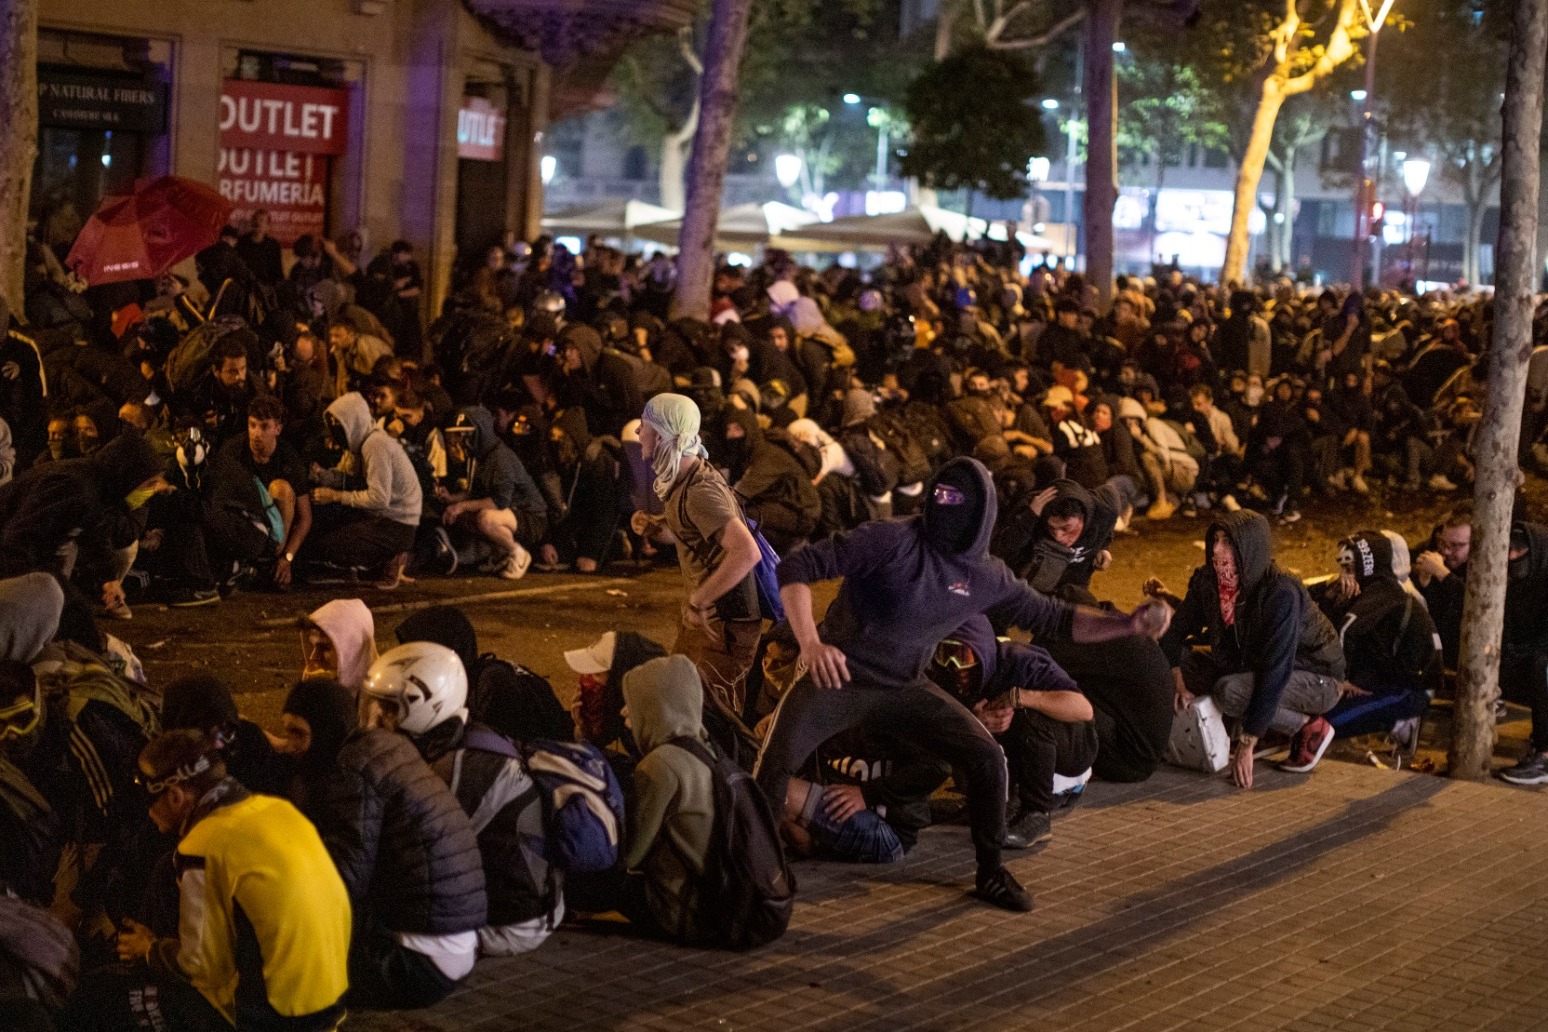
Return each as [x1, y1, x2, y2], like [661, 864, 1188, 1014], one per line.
[0, 0, 39, 319]
[1449, 0, 1548, 781]
[671, 0, 754, 321]
[1082, 0, 1120, 308]
[659, 99, 699, 213]
[1462, 196, 1486, 287]
[1222, 79, 1285, 288]
[1277, 143, 1298, 272]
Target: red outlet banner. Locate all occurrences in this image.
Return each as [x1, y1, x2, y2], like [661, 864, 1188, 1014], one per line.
[218, 148, 329, 246]
[219, 80, 350, 155]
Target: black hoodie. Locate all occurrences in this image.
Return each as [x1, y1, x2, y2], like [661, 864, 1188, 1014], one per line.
[778, 457, 1075, 690]
[1504, 521, 1548, 654]
[1315, 531, 1438, 694]
[1161, 510, 1345, 736]
[992, 478, 1116, 600]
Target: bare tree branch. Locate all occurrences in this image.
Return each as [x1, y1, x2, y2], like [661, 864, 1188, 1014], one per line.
[988, 7, 1085, 49]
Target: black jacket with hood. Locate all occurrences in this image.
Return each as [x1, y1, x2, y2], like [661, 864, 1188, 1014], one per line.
[992, 478, 1116, 601]
[0, 430, 160, 583]
[1314, 531, 1438, 695]
[450, 405, 545, 520]
[1161, 510, 1345, 737]
[1505, 521, 1548, 655]
[778, 456, 1076, 691]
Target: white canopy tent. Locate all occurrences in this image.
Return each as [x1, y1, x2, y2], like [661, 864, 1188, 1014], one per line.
[634, 201, 818, 250]
[540, 198, 680, 239]
[786, 205, 1055, 252]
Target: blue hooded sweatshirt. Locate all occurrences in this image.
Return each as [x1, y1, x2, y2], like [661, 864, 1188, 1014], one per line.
[777, 456, 1075, 691]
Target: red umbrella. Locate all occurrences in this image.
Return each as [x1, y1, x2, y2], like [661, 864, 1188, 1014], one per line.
[67, 176, 234, 286]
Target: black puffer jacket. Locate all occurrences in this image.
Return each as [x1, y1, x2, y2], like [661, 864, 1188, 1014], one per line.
[306, 728, 486, 936]
[1161, 510, 1345, 737]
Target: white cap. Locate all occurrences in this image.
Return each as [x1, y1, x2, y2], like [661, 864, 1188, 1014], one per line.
[563, 631, 616, 676]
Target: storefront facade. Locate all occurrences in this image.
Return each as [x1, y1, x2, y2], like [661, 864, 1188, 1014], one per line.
[34, 0, 550, 312]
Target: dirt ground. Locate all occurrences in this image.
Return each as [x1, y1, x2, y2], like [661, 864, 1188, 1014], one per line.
[115, 473, 1548, 779]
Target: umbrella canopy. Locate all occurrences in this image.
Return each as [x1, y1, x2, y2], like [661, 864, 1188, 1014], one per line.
[635, 202, 817, 248]
[790, 205, 993, 250]
[67, 176, 233, 286]
[541, 198, 680, 237]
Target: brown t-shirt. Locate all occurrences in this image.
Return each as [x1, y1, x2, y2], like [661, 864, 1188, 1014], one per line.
[664, 460, 758, 620]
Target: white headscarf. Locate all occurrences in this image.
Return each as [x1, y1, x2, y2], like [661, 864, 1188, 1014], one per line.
[642, 393, 709, 500]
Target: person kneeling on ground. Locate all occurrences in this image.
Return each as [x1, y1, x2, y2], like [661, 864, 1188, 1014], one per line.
[1156, 510, 1346, 789]
[65, 730, 349, 1032]
[361, 642, 563, 955]
[929, 614, 1095, 851]
[1313, 531, 1439, 756]
[566, 655, 717, 943]
[436, 406, 547, 580]
[298, 598, 379, 692]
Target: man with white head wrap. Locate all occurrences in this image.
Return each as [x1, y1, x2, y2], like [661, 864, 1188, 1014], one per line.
[631, 394, 764, 723]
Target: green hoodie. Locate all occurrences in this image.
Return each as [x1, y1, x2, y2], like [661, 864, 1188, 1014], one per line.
[621, 655, 715, 941]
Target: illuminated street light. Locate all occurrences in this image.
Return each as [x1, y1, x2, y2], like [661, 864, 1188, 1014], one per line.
[1350, 89, 1368, 102]
[540, 155, 557, 185]
[1041, 98, 1059, 111]
[843, 93, 862, 106]
[1402, 157, 1431, 198]
[1112, 41, 1127, 53]
[774, 153, 804, 190]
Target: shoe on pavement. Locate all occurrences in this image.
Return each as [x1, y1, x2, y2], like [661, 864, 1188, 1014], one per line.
[1350, 474, 1371, 495]
[973, 866, 1034, 912]
[101, 600, 134, 621]
[1147, 497, 1176, 520]
[374, 552, 411, 591]
[1428, 474, 1459, 492]
[428, 528, 458, 576]
[168, 587, 220, 608]
[1279, 509, 1302, 525]
[499, 543, 532, 580]
[1280, 717, 1335, 773]
[1003, 808, 1053, 851]
[1499, 750, 1548, 785]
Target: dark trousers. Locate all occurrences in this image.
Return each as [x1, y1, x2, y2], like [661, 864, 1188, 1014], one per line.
[755, 679, 1009, 870]
[1044, 638, 1174, 784]
[305, 509, 416, 570]
[1326, 687, 1427, 739]
[348, 923, 457, 1011]
[564, 867, 662, 935]
[56, 964, 229, 1032]
[1501, 648, 1548, 751]
[1000, 710, 1098, 813]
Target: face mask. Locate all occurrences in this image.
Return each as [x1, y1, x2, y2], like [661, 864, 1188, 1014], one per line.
[126, 486, 157, 510]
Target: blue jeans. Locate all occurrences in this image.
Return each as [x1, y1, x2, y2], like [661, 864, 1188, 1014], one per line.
[805, 804, 905, 865]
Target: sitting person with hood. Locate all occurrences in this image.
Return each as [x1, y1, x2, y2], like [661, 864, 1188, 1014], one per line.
[298, 598, 379, 692]
[274, 677, 356, 812]
[721, 406, 822, 556]
[296, 678, 486, 1009]
[565, 629, 667, 760]
[397, 605, 573, 744]
[359, 642, 563, 956]
[1312, 531, 1439, 753]
[566, 655, 718, 943]
[437, 405, 547, 580]
[992, 479, 1117, 603]
[1157, 510, 1346, 789]
[0, 429, 170, 615]
[307, 392, 422, 587]
[929, 615, 1096, 850]
[759, 456, 1172, 912]
[161, 674, 289, 796]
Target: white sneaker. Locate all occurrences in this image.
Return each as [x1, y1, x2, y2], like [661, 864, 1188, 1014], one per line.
[1428, 474, 1459, 491]
[1350, 474, 1371, 495]
[499, 543, 532, 580]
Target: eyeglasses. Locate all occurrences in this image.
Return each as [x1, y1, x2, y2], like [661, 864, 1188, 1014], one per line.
[933, 484, 968, 507]
[134, 753, 211, 797]
[932, 639, 979, 671]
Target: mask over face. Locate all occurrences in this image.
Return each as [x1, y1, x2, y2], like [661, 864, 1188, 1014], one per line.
[924, 461, 986, 554]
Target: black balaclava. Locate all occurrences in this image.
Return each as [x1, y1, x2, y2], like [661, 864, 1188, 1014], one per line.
[282, 678, 358, 771]
[396, 606, 479, 670]
[162, 674, 240, 734]
[925, 458, 988, 554]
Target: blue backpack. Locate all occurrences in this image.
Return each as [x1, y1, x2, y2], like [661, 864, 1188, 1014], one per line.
[745, 518, 786, 624]
[518, 739, 627, 873]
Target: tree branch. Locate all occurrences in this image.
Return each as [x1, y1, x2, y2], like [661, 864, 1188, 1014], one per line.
[678, 26, 704, 77]
[988, 8, 1085, 49]
[1280, 0, 1359, 98]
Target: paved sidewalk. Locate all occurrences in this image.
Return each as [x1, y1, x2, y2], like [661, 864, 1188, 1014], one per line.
[351, 761, 1548, 1032]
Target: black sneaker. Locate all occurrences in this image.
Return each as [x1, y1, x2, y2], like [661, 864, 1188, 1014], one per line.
[427, 527, 459, 576]
[1499, 751, 1548, 786]
[1003, 809, 1053, 851]
[973, 866, 1034, 912]
[1053, 783, 1085, 816]
[168, 587, 220, 608]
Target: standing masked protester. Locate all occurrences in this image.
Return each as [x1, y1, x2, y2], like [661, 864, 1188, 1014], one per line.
[1159, 511, 1346, 789]
[66, 730, 350, 1032]
[929, 615, 1096, 851]
[1313, 531, 1439, 752]
[757, 456, 1172, 912]
[630, 395, 763, 731]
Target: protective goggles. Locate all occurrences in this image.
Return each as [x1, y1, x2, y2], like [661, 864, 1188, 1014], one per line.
[134, 753, 211, 797]
[0, 693, 40, 740]
[932, 639, 980, 671]
[933, 484, 968, 506]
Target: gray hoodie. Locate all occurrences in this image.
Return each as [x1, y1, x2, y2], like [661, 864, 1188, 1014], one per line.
[318, 392, 422, 526]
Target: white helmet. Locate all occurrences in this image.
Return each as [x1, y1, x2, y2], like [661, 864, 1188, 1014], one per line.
[362, 642, 468, 736]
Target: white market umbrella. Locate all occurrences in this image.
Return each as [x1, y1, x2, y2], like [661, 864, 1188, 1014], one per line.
[634, 201, 818, 249]
[541, 198, 681, 238]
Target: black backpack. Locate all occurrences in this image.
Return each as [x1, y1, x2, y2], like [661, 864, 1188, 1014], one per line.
[470, 657, 575, 743]
[668, 735, 794, 950]
[870, 413, 933, 486]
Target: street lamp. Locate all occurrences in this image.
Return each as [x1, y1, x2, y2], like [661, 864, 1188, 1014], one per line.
[1402, 156, 1431, 283]
[540, 155, 557, 185]
[842, 93, 862, 106]
[1041, 98, 1060, 111]
[1350, 0, 1401, 291]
